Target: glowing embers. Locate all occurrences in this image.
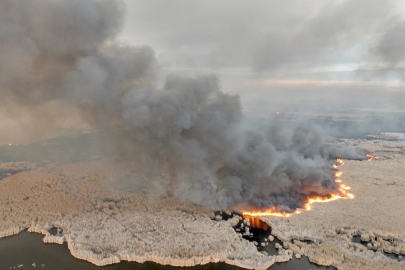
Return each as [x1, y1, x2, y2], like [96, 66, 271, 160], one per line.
[242, 158, 354, 218]
[366, 153, 378, 161]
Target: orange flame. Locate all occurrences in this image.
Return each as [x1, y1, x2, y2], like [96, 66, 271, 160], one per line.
[242, 206, 291, 217]
[336, 158, 344, 165]
[241, 158, 354, 218]
[366, 154, 378, 161]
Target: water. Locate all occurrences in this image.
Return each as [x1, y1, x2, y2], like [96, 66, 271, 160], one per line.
[0, 134, 336, 270]
[352, 235, 405, 262]
[0, 231, 335, 270]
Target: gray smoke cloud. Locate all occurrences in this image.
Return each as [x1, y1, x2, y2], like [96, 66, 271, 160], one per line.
[370, 18, 405, 67]
[122, 0, 405, 73]
[0, 0, 366, 211]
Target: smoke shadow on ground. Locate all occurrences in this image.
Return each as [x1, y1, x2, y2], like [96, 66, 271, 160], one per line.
[0, 130, 119, 166]
[0, 168, 29, 180]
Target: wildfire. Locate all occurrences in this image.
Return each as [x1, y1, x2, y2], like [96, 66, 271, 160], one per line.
[336, 158, 344, 165]
[304, 194, 343, 211]
[242, 215, 270, 230]
[242, 158, 354, 218]
[242, 206, 292, 217]
[366, 154, 378, 161]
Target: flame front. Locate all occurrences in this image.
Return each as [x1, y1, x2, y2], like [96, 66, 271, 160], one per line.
[242, 158, 354, 218]
[336, 158, 344, 165]
[242, 206, 292, 217]
[366, 154, 378, 161]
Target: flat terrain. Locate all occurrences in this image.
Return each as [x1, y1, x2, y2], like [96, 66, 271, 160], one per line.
[0, 135, 404, 269]
[262, 139, 405, 270]
[0, 158, 285, 269]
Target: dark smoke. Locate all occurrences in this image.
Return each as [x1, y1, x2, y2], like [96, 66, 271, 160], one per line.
[370, 18, 405, 67]
[0, 0, 366, 210]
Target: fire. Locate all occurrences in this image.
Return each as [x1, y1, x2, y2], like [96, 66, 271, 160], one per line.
[366, 154, 378, 161]
[241, 158, 354, 218]
[336, 158, 344, 165]
[242, 206, 291, 217]
[342, 191, 355, 199]
[242, 214, 271, 230]
[304, 194, 343, 211]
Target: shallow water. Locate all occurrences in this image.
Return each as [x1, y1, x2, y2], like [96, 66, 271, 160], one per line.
[352, 235, 404, 262]
[0, 231, 335, 270]
[0, 134, 336, 269]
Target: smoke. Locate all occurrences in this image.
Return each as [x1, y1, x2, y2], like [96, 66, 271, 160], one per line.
[370, 18, 405, 67]
[122, 0, 405, 73]
[0, 0, 366, 210]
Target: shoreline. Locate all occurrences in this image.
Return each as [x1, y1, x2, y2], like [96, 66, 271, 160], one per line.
[1, 138, 404, 270]
[0, 226, 285, 270]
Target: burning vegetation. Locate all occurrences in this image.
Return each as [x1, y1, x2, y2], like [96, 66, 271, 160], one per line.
[0, 0, 368, 212]
[366, 154, 379, 161]
[242, 158, 354, 218]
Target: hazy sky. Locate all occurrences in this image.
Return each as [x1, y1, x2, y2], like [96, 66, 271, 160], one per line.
[0, 0, 403, 145]
[121, 0, 405, 75]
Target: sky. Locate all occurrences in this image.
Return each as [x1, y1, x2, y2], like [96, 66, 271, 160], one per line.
[119, 0, 405, 122]
[120, 0, 405, 75]
[0, 0, 403, 208]
[0, 0, 404, 145]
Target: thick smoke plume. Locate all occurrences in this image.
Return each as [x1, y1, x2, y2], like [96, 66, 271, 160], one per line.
[0, 0, 365, 210]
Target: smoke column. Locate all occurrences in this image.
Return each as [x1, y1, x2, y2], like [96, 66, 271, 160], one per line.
[0, 0, 365, 210]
